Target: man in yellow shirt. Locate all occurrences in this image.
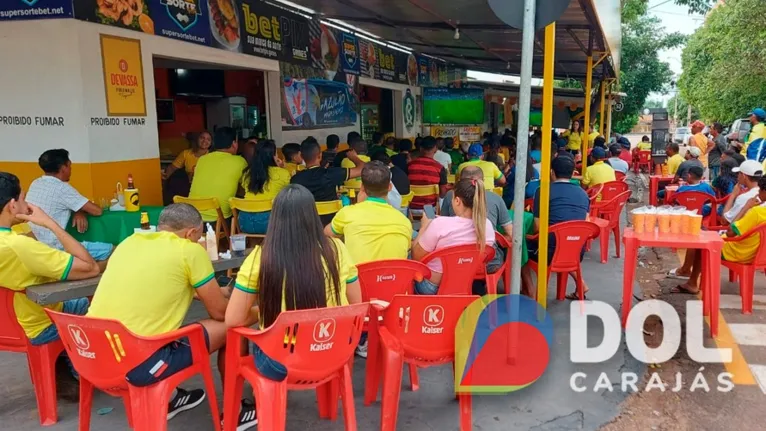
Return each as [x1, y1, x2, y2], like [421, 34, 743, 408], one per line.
[341, 138, 371, 188]
[190, 127, 248, 223]
[588, 126, 601, 148]
[325, 161, 413, 264]
[87, 203, 258, 427]
[665, 142, 685, 175]
[672, 177, 766, 294]
[457, 144, 507, 188]
[688, 120, 714, 171]
[742, 108, 766, 155]
[581, 147, 616, 188]
[0, 173, 100, 398]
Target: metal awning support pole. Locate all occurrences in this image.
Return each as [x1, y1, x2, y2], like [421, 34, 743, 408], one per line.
[606, 88, 614, 142]
[537, 22, 555, 307]
[510, 0, 537, 297]
[581, 54, 593, 174]
[599, 80, 606, 136]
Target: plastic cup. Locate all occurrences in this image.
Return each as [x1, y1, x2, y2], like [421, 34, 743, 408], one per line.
[669, 213, 682, 234]
[632, 212, 646, 234]
[681, 214, 692, 235]
[658, 214, 671, 234]
[644, 213, 658, 232]
[690, 214, 703, 235]
[231, 234, 247, 257]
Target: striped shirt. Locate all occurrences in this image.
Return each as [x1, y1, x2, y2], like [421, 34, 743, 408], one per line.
[407, 156, 447, 209]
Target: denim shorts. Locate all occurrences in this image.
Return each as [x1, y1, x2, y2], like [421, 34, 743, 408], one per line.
[252, 343, 287, 382]
[30, 298, 90, 346]
[126, 324, 210, 387]
[82, 241, 113, 261]
[237, 211, 271, 235]
[415, 278, 440, 295]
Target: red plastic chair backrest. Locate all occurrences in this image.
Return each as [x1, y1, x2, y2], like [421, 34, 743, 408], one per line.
[725, 223, 766, 268]
[549, 221, 601, 271]
[599, 190, 632, 218]
[638, 151, 652, 162]
[381, 294, 478, 362]
[615, 171, 627, 181]
[357, 260, 432, 303]
[494, 231, 511, 249]
[587, 184, 605, 204]
[241, 303, 368, 383]
[0, 287, 27, 351]
[599, 181, 630, 202]
[46, 310, 189, 392]
[671, 191, 714, 215]
[420, 244, 489, 295]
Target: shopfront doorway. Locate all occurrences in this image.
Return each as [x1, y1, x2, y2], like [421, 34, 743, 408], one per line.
[360, 85, 394, 142]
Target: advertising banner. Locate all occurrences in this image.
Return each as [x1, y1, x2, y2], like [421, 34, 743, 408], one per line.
[280, 62, 358, 130]
[239, 0, 309, 63]
[359, 40, 411, 85]
[417, 55, 449, 87]
[309, 21, 360, 76]
[74, 0, 155, 34]
[0, 0, 73, 20]
[149, 0, 212, 45]
[100, 34, 147, 117]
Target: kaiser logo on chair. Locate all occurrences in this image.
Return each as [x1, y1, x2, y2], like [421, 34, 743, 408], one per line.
[422, 305, 444, 334]
[310, 318, 335, 351]
[68, 324, 95, 359]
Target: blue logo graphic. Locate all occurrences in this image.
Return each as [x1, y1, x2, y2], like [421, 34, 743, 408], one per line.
[161, 0, 200, 31]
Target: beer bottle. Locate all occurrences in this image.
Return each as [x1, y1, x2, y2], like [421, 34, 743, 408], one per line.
[127, 174, 135, 189]
[140, 212, 150, 230]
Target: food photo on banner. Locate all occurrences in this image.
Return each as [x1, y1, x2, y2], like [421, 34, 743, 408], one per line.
[148, 0, 212, 45]
[240, 0, 309, 63]
[73, 0, 154, 33]
[280, 62, 358, 130]
[0, 0, 73, 20]
[208, 0, 241, 52]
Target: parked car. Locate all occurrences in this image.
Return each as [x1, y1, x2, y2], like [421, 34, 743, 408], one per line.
[727, 118, 751, 143]
[673, 127, 691, 146]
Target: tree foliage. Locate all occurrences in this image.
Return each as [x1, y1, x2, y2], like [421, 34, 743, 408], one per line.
[678, 0, 766, 125]
[611, 0, 685, 133]
[672, 0, 715, 14]
[666, 93, 700, 125]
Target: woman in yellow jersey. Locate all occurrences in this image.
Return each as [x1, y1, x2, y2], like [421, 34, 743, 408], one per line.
[225, 185, 362, 381]
[162, 131, 212, 181]
[238, 140, 290, 234]
[562, 120, 585, 155]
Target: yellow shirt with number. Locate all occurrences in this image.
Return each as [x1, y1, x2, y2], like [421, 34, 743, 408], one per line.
[0, 228, 73, 338]
[582, 160, 616, 188]
[341, 155, 370, 188]
[330, 197, 412, 264]
[234, 238, 358, 311]
[88, 231, 215, 336]
[563, 130, 585, 151]
[667, 154, 684, 175]
[723, 206, 766, 263]
[240, 166, 290, 201]
[190, 151, 248, 221]
[743, 122, 766, 155]
[171, 149, 202, 177]
[457, 159, 504, 189]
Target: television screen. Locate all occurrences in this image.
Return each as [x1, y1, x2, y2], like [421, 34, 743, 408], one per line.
[422, 88, 484, 125]
[529, 108, 542, 127]
[170, 69, 225, 98]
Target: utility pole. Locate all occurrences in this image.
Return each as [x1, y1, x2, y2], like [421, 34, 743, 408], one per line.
[674, 96, 678, 128]
[687, 104, 692, 126]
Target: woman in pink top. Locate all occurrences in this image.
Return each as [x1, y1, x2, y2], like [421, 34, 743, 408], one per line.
[412, 178, 495, 294]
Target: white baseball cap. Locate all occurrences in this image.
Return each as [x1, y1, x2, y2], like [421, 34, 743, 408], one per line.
[733, 160, 764, 177]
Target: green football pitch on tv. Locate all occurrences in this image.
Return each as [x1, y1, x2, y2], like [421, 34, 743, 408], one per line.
[423, 99, 484, 124]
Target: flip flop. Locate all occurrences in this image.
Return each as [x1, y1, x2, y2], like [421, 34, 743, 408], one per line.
[666, 268, 690, 280]
[565, 292, 587, 300]
[670, 285, 699, 295]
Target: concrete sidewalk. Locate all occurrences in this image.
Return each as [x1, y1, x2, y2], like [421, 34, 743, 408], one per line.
[1, 222, 641, 431]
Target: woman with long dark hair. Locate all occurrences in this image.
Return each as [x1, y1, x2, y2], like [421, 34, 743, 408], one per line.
[226, 184, 362, 380]
[237, 140, 290, 234]
[562, 120, 584, 155]
[412, 178, 495, 295]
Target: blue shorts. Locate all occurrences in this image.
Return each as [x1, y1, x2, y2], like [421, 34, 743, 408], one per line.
[126, 324, 210, 387]
[415, 278, 439, 295]
[237, 211, 271, 235]
[82, 241, 113, 261]
[252, 343, 287, 382]
[29, 298, 90, 346]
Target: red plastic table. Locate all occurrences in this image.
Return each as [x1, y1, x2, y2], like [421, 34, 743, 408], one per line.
[649, 175, 675, 206]
[622, 228, 723, 337]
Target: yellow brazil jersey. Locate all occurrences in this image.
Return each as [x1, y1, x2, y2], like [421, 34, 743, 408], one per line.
[190, 151, 248, 221]
[637, 142, 652, 151]
[588, 131, 600, 147]
[284, 162, 305, 177]
[171, 149, 202, 177]
[0, 228, 73, 339]
[457, 159, 503, 189]
[743, 122, 766, 155]
[563, 130, 584, 151]
[723, 206, 766, 263]
[341, 154, 370, 188]
[87, 231, 215, 337]
[234, 238, 358, 311]
[385, 148, 397, 157]
[330, 197, 413, 264]
[582, 161, 616, 188]
[240, 166, 290, 201]
[667, 154, 684, 175]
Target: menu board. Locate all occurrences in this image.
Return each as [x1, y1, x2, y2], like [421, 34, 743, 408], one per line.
[148, 0, 212, 45]
[239, 0, 309, 63]
[359, 39, 412, 85]
[0, 0, 73, 20]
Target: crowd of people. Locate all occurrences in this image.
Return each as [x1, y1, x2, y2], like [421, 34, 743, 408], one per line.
[3, 109, 766, 429]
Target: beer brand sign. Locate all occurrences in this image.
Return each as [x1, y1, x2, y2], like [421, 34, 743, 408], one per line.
[100, 34, 147, 117]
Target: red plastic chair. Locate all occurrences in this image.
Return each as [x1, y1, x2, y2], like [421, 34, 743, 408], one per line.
[527, 221, 601, 300]
[45, 310, 220, 431]
[485, 233, 511, 295]
[722, 224, 766, 314]
[590, 181, 630, 217]
[374, 295, 479, 431]
[671, 191, 716, 226]
[357, 260, 431, 405]
[634, 150, 652, 173]
[419, 244, 489, 295]
[593, 190, 632, 263]
[586, 183, 605, 206]
[615, 171, 627, 182]
[0, 287, 63, 426]
[223, 304, 369, 431]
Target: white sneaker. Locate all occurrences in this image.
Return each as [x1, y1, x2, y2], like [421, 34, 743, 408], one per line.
[355, 339, 368, 358]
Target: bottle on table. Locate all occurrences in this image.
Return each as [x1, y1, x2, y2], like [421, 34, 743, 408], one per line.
[140, 212, 150, 230]
[127, 174, 135, 189]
